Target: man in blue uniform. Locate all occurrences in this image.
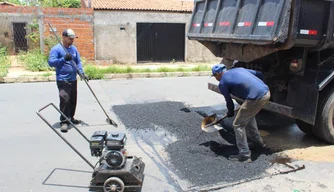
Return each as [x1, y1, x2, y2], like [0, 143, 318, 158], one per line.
[48, 29, 89, 132]
[211, 64, 270, 162]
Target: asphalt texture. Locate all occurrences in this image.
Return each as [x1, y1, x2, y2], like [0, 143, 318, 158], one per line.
[2, 77, 334, 192]
[113, 101, 280, 187]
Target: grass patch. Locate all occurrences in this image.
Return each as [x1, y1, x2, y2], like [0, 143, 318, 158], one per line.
[176, 67, 185, 72]
[84, 65, 105, 79]
[83, 64, 211, 79]
[0, 44, 10, 78]
[156, 67, 175, 73]
[18, 49, 51, 72]
[0, 56, 10, 78]
[138, 68, 152, 73]
[41, 72, 53, 77]
[191, 65, 211, 72]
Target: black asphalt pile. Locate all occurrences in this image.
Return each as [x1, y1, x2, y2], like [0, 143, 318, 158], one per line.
[112, 101, 280, 187]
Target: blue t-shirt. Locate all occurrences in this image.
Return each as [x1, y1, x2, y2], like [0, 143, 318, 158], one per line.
[218, 67, 269, 112]
[48, 43, 85, 81]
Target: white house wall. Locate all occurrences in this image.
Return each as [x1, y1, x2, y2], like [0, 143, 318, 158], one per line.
[94, 11, 219, 63]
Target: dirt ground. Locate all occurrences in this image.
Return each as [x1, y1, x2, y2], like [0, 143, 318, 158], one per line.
[281, 146, 334, 162]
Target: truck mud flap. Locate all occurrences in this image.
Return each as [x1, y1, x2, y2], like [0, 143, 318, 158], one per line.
[286, 77, 318, 125]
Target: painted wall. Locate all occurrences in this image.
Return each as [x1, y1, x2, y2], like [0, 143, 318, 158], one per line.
[0, 6, 219, 63]
[94, 11, 218, 64]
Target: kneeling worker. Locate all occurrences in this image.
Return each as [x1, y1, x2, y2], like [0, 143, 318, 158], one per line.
[211, 64, 270, 162]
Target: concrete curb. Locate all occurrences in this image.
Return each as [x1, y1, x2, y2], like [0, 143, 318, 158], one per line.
[0, 71, 211, 83]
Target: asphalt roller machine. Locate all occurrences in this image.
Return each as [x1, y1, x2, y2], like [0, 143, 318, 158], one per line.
[37, 103, 145, 192]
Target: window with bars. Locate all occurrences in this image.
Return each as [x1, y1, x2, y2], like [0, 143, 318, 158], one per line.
[13, 22, 28, 53]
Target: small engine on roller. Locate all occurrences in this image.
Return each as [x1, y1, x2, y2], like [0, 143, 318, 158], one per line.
[90, 131, 127, 169]
[37, 103, 145, 192]
[89, 131, 145, 192]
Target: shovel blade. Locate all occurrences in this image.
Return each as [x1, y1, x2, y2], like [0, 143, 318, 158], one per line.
[201, 114, 223, 133]
[201, 125, 222, 133]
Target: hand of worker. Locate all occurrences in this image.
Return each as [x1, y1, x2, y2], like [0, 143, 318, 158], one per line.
[83, 74, 89, 82]
[64, 53, 72, 61]
[226, 110, 234, 117]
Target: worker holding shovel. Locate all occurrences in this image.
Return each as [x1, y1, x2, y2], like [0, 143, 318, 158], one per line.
[48, 29, 89, 133]
[211, 64, 270, 162]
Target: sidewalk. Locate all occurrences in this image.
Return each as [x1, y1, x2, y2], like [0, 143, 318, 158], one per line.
[1, 61, 213, 83]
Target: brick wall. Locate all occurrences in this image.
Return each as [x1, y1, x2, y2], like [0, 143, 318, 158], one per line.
[42, 8, 94, 60]
[0, 6, 94, 60]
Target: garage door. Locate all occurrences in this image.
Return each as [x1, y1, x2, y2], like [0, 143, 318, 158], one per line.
[137, 23, 185, 63]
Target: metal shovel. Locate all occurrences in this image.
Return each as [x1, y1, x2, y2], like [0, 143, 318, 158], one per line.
[200, 114, 227, 133]
[200, 108, 240, 133]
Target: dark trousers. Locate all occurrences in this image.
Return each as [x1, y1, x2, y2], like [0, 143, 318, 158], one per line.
[57, 80, 77, 123]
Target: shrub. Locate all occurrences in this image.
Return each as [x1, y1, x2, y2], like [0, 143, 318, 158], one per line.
[84, 65, 104, 79]
[18, 49, 51, 72]
[0, 44, 10, 77]
[43, 35, 59, 56]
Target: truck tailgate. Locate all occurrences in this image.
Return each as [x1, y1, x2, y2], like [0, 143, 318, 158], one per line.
[187, 0, 291, 45]
[188, 0, 334, 50]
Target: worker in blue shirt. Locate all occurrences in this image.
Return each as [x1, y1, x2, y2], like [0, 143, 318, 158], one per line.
[48, 29, 89, 132]
[211, 64, 271, 162]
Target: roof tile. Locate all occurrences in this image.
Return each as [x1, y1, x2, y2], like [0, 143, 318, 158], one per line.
[90, 0, 194, 12]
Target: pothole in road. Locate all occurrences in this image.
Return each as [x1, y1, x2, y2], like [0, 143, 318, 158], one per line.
[113, 101, 280, 187]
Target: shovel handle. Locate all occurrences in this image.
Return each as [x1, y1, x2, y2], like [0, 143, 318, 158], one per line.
[204, 107, 240, 128]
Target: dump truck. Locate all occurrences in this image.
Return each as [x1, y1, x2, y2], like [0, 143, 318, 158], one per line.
[187, 0, 334, 144]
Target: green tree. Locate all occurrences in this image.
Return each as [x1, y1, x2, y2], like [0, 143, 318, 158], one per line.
[4, 0, 81, 8]
[25, 19, 40, 49]
[2, 0, 23, 5]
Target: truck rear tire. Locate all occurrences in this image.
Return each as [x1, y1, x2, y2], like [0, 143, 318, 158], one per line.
[295, 120, 314, 135]
[313, 88, 334, 144]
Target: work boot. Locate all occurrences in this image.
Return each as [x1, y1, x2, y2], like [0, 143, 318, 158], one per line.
[248, 141, 266, 150]
[228, 154, 252, 163]
[71, 118, 81, 125]
[60, 122, 69, 133]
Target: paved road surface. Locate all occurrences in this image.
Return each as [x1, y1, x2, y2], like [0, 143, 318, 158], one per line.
[1, 77, 334, 192]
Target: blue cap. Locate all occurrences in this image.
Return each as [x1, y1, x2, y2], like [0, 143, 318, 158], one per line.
[211, 64, 226, 76]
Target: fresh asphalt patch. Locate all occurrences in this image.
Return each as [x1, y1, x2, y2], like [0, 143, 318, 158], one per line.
[112, 101, 286, 188]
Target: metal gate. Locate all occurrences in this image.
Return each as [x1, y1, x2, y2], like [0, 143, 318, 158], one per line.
[137, 23, 185, 63]
[13, 23, 28, 53]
